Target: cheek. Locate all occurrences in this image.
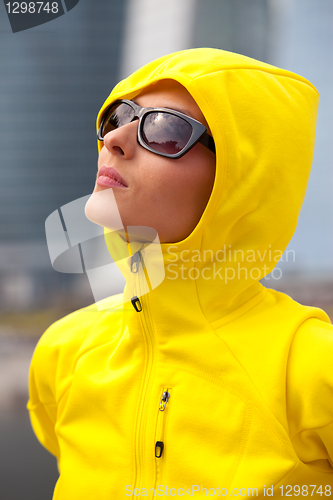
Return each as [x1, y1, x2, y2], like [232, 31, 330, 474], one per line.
[168, 151, 215, 202]
[97, 147, 108, 167]
[136, 155, 170, 195]
[191, 147, 216, 189]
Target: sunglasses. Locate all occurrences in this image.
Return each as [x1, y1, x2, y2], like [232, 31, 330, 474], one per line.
[97, 99, 216, 159]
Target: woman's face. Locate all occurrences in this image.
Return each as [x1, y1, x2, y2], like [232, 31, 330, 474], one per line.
[85, 80, 216, 244]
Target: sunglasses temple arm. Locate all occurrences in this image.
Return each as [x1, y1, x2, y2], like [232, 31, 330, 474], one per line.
[199, 133, 216, 154]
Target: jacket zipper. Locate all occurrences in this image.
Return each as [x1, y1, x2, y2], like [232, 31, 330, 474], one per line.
[154, 387, 171, 489]
[130, 251, 155, 495]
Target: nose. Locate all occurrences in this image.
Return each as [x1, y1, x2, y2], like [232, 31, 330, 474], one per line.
[102, 120, 138, 159]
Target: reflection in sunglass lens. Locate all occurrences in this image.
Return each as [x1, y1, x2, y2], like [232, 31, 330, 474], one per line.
[142, 112, 192, 155]
[102, 102, 135, 137]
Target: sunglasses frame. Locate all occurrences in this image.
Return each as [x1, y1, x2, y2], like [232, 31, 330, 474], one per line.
[97, 99, 215, 159]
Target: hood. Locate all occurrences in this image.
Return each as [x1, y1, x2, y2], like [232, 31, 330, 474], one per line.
[95, 48, 319, 324]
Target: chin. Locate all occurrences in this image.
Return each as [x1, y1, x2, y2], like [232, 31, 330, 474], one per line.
[84, 188, 125, 231]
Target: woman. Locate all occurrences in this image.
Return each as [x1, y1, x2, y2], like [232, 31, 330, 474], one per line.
[28, 48, 333, 498]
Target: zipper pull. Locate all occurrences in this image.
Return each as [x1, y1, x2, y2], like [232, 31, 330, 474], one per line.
[130, 252, 140, 273]
[159, 391, 170, 411]
[155, 441, 164, 459]
[131, 296, 142, 312]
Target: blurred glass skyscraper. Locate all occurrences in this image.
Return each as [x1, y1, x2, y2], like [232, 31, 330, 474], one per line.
[0, 0, 127, 310]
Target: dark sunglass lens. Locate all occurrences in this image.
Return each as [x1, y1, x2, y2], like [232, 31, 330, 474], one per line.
[142, 112, 192, 155]
[101, 102, 134, 138]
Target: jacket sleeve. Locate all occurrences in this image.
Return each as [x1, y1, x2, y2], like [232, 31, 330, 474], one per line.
[27, 326, 61, 461]
[286, 317, 333, 473]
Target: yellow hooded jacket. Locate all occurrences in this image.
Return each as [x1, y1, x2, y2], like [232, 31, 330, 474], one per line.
[27, 48, 333, 498]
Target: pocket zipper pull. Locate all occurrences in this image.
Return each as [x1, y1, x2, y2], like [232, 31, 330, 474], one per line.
[155, 441, 164, 458]
[159, 391, 170, 411]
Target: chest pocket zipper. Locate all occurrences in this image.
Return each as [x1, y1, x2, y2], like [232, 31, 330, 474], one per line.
[155, 389, 171, 458]
[154, 387, 172, 486]
[155, 387, 171, 487]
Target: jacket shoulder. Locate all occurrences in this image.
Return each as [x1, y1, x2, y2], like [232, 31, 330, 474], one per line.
[38, 292, 124, 347]
[28, 292, 124, 405]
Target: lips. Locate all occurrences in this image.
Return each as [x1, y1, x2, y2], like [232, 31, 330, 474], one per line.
[97, 166, 128, 187]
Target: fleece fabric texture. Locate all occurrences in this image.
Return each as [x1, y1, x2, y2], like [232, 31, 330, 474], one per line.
[27, 48, 333, 498]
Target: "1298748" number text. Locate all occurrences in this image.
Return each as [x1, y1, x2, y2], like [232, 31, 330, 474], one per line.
[5, 2, 59, 14]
